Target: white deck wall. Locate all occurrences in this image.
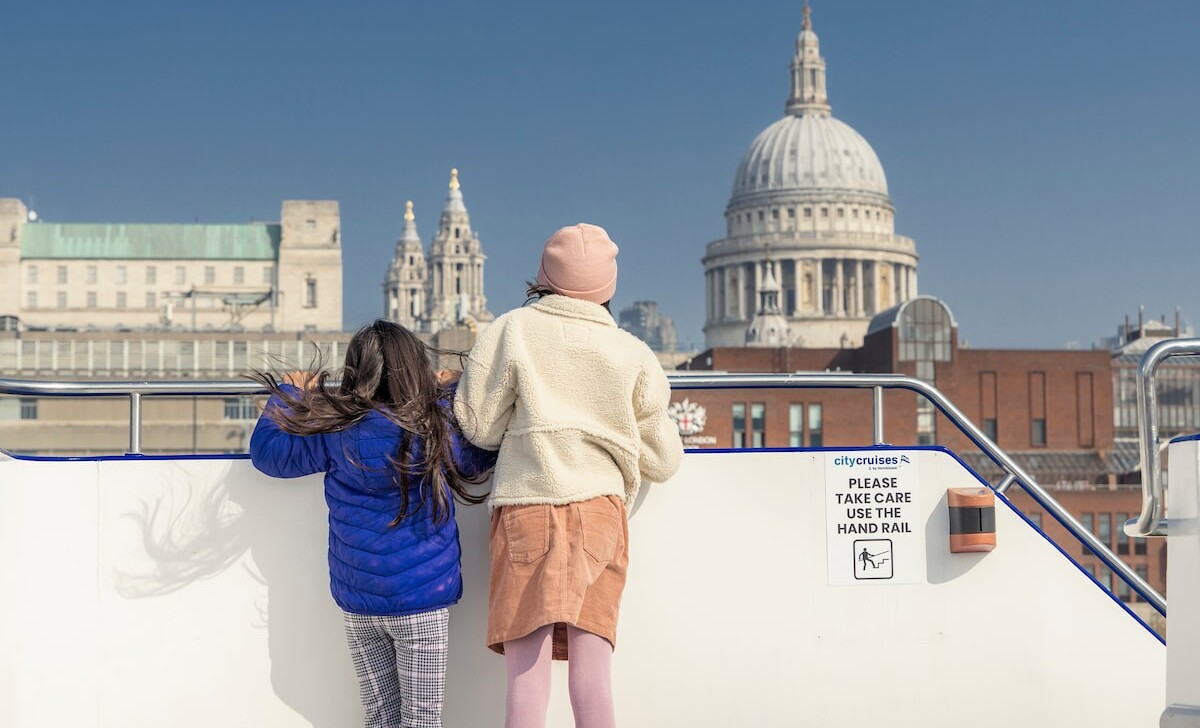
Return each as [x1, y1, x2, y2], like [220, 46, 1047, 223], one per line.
[0, 448, 1165, 727]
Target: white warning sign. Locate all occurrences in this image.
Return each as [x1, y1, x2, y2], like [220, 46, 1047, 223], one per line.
[825, 451, 922, 585]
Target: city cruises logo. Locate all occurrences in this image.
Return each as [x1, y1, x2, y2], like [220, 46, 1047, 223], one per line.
[667, 398, 716, 446]
[832, 454, 911, 471]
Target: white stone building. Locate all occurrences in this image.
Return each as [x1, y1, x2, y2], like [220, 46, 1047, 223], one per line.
[704, 4, 919, 349]
[0, 198, 343, 333]
[384, 169, 493, 334]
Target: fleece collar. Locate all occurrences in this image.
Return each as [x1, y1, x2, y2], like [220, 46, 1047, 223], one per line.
[530, 295, 616, 328]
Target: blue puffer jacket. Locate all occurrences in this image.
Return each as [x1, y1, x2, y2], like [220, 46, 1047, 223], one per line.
[249, 383, 496, 616]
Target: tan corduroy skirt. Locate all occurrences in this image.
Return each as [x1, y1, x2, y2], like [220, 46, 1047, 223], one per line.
[487, 495, 629, 660]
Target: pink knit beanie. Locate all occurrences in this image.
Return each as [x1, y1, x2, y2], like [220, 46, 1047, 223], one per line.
[535, 223, 619, 305]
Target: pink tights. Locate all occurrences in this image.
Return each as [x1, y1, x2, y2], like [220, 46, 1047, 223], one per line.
[504, 624, 615, 728]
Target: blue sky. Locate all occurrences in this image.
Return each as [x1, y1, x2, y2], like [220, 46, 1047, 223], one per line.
[3, 0, 1198, 349]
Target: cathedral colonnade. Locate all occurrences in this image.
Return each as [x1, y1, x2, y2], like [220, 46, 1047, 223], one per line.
[706, 256, 917, 324]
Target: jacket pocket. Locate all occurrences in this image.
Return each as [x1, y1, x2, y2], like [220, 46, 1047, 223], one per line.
[502, 506, 551, 563]
[579, 498, 624, 563]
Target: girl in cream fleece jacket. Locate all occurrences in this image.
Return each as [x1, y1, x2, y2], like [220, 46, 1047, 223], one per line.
[454, 223, 682, 728]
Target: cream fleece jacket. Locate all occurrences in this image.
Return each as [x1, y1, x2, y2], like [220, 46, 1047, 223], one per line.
[453, 295, 683, 509]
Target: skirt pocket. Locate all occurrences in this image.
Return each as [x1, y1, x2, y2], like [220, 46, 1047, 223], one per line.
[502, 505, 551, 563]
[579, 498, 623, 563]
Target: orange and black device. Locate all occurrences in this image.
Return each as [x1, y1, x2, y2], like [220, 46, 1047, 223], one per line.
[947, 487, 996, 553]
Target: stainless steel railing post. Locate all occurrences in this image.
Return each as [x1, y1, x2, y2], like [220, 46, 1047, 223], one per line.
[129, 391, 143, 455]
[873, 386, 885, 445]
[1125, 338, 1200, 538]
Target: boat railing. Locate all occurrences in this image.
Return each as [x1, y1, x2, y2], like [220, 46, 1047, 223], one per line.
[0, 371, 1166, 614]
[1126, 338, 1200, 539]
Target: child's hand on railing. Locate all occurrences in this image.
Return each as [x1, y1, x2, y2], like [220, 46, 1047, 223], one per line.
[283, 371, 318, 390]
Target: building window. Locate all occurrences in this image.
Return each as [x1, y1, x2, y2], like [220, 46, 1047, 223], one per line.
[116, 265, 127, 284]
[804, 207, 812, 218]
[787, 208, 795, 219]
[852, 208, 859, 218]
[1135, 565, 1149, 600]
[234, 266, 245, 284]
[56, 291, 67, 309]
[1028, 512, 1043, 529]
[1031, 418, 1047, 447]
[204, 266, 215, 284]
[146, 292, 157, 309]
[116, 292, 127, 309]
[821, 208, 829, 218]
[1098, 565, 1113, 592]
[757, 210, 764, 221]
[304, 277, 318, 308]
[789, 404, 803, 447]
[1135, 535, 1147, 556]
[771, 209, 779, 220]
[57, 265, 68, 284]
[750, 403, 766, 448]
[732, 403, 746, 448]
[982, 418, 998, 442]
[837, 208, 844, 218]
[20, 398, 38, 420]
[1028, 371, 1047, 447]
[87, 292, 97, 308]
[263, 266, 274, 284]
[1081, 513, 1094, 556]
[26, 291, 36, 309]
[26, 266, 37, 284]
[1097, 513, 1112, 548]
[1117, 572, 1132, 601]
[176, 266, 186, 284]
[306, 218, 316, 229]
[1116, 512, 1130, 555]
[223, 397, 258, 420]
[808, 403, 823, 447]
[146, 265, 157, 284]
[87, 265, 97, 284]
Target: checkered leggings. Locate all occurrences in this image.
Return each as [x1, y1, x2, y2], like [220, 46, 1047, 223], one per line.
[343, 608, 450, 728]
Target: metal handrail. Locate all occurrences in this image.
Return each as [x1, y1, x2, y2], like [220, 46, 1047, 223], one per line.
[1125, 338, 1200, 539]
[0, 371, 1167, 614]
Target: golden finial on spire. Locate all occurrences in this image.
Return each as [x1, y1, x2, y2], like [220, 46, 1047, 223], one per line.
[802, 0, 812, 31]
[404, 200, 414, 222]
[449, 168, 460, 190]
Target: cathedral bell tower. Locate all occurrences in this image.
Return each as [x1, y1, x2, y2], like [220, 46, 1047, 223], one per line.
[384, 201, 428, 331]
[426, 169, 491, 333]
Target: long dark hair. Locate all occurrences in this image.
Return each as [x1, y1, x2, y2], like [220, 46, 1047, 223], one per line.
[248, 319, 489, 525]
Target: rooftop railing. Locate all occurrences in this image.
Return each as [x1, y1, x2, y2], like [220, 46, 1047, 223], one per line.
[0, 370, 1167, 615]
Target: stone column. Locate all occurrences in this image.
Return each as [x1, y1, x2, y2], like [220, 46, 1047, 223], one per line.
[854, 259, 865, 317]
[834, 259, 845, 315]
[751, 260, 761, 317]
[816, 259, 825, 314]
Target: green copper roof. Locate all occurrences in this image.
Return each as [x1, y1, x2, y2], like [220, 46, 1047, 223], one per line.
[20, 223, 281, 260]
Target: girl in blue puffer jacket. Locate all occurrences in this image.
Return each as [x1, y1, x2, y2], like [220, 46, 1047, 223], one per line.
[248, 319, 495, 728]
